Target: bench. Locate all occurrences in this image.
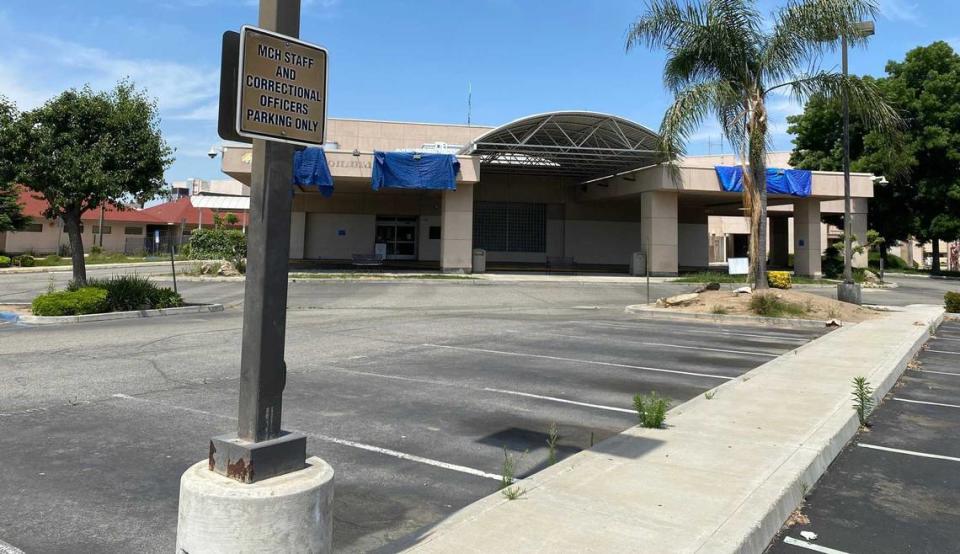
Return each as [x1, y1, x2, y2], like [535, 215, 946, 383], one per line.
[352, 253, 385, 269]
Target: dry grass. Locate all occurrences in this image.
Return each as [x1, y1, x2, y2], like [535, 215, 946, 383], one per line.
[660, 290, 880, 323]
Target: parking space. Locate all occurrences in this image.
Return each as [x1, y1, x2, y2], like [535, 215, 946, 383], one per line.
[0, 281, 826, 553]
[767, 319, 960, 554]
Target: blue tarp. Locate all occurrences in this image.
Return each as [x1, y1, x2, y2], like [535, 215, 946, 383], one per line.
[715, 166, 812, 197]
[371, 151, 460, 191]
[294, 147, 334, 197]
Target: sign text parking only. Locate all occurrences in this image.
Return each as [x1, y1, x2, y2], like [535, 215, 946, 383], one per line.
[236, 25, 327, 146]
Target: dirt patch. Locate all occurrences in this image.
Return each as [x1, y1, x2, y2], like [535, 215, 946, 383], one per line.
[660, 290, 881, 323]
[0, 304, 32, 316]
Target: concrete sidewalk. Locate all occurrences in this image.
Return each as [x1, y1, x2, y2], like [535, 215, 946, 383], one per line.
[0, 260, 207, 275]
[400, 304, 944, 554]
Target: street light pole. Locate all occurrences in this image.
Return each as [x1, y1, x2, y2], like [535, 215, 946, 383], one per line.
[837, 21, 874, 305]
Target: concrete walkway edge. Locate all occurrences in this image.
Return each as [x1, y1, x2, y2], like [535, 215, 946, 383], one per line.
[15, 304, 224, 326]
[399, 304, 944, 554]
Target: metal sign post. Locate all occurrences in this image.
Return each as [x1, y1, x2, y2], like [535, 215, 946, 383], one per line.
[208, 0, 327, 484]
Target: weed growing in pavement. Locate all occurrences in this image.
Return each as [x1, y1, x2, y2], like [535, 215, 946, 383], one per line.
[546, 423, 560, 466]
[500, 447, 526, 500]
[633, 392, 669, 428]
[47, 273, 55, 294]
[852, 376, 875, 427]
[704, 390, 716, 400]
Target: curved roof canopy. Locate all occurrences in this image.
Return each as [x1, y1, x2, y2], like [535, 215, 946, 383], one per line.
[459, 111, 663, 182]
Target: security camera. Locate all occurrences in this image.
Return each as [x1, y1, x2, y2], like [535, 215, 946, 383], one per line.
[207, 146, 219, 159]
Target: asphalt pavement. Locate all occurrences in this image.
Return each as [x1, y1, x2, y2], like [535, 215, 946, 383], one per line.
[767, 319, 960, 554]
[0, 276, 827, 553]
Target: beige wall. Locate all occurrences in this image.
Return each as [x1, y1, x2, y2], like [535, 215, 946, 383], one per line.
[304, 213, 376, 259]
[3, 219, 147, 255]
[325, 118, 493, 153]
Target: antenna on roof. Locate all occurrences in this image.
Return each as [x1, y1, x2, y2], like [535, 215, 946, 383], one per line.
[467, 82, 472, 126]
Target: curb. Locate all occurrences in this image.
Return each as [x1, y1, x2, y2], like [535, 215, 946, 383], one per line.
[0, 260, 217, 275]
[14, 304, 224, 326]
[400, 305, 944, 554]
[624, 304, 833, 329]
[713, 306, 944, 553]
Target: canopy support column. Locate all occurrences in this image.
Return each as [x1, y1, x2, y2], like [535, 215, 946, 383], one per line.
[440, 183, 474, 273]
[641, 190, 678, 276]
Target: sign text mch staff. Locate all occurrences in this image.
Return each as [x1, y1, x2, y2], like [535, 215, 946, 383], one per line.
[236, 25, 328, 146]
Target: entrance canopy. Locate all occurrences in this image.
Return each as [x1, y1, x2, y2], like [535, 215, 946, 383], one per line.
[459, 111, 663, 182]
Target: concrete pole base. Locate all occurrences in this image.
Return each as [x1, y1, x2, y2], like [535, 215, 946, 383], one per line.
[176, 456, 334, 554]
[837, 282, 863, 305]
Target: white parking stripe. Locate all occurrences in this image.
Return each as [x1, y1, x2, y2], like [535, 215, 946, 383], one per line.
[506, 330, 778, 358]
[925, 349, 960, 355]
[915, 369, 960, 377]
[783, 536, 851, 554]
[572, 320, 810, 343]
[111, 394, 502, 481]
[482, 388, 634, 414]
[893, 397, 960, 410]
[423, 344, 734, 381]
[0, 539, 24, 554]
[858, 443, 960, 463]
[933, 336, 960, 342]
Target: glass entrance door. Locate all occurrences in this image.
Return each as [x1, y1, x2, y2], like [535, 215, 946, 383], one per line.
[375, 217, 417, 260]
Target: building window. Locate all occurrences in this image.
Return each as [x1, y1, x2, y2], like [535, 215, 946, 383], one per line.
[23, 223, 43, 233]
[428, 226, 441, 240]
[125, 226, 144, 235]
[92, 225, 112, 235]
[473, 202, 546, 253]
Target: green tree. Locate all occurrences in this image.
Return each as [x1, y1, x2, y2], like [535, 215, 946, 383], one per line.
[0, 82, 173, 283]
[0, 97, 29, 234]
[787, 84, 916, 260]
[882, 42, 960, 273]
[626, 0, 898, 288]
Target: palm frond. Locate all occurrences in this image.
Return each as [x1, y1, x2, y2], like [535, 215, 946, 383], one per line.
[768, 71, 903, 133]
[762, 0, 879, 83]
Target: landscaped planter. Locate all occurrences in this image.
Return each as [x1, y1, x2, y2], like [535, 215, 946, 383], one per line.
[2, 303, 224, 326]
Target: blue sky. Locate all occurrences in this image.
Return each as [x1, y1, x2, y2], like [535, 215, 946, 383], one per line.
[1, 0, 957, 183]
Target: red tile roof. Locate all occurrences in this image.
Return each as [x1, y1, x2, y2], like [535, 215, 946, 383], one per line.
[14, 188, 238, 226]
[138, 196, 223, 226]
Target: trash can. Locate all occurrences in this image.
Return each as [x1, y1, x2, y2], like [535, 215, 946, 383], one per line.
[630, 251, 646, 276]
[472, 249, 486, 274]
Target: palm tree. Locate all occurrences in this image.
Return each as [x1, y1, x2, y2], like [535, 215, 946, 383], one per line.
[627, 0, 898, 288]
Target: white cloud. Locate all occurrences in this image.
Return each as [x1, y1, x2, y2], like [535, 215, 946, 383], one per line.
[876, 0, 922, 24]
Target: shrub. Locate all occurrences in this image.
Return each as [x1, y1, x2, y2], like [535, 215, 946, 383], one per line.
[13, 255, 36, 267]
[750, 293, 808, 318]
[767, 271, 792, 289]
[946, 292, 960, 314]
[89, 246, 104, 255]
[0, 255, 10, 268]
[69, 274, 183, 311]
[32, 287, 109, 316]
[633, 392, 669, 428]
[822, 244, 843, 279]
[188, 228, 246, 261]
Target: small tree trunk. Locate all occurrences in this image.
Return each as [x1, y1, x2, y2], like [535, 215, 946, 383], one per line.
[63, 212, 87, 285]
[931, 239, 941, 275]
[749, 102, 769, 290]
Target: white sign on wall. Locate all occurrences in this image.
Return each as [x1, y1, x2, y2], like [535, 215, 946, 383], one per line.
[728, 257, 749, 275]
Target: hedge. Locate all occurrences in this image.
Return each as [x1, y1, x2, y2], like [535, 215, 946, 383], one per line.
[32, 288, 109, 316]
[0, 255, 10, 268]
[946, 292, 960, 314]
[187, 228, 246, 261]
[767, 271, 792, 289]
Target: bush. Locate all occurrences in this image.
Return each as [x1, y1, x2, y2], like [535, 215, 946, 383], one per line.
[69, 274, 183, 311]
[633, 392, 669, 429]
[750, 293, 808, 318]
[946, 292, 960, 314]
[188, 228, 246, 261]
[822, 244, 843, 279]
[13, 255, 36, 267]
[90, 245, 104, 255]
[0, 255, 10, 268]
[32, 287, 109, 316]
[767, 271, 792, 289]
